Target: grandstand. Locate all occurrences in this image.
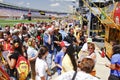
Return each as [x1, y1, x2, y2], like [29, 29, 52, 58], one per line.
[0, 2, 68, 19]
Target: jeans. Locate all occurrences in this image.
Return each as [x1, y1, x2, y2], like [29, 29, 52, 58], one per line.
[46, 53, 53, 80]
[46, 53, 53, 69]
[57, 69, 61, 75]
[53, 48, 58, 60]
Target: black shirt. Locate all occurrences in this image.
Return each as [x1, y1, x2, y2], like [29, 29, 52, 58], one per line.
[64, 33, 77, 44]
[9, 51, 20, 77]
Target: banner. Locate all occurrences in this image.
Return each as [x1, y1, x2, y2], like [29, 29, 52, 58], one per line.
[114, 2, 120, 25]
[0, 66, 10, 80]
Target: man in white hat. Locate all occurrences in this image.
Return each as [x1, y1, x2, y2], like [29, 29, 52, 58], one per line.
[43, 27, 54, 71]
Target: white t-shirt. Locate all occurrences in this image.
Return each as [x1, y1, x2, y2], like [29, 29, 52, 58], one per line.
[56, 70, 99, 80]
[87, 52, 97, 63]
[27, 46, 38, 59]
[81, 43, 88, 51]
[35, 57, 48, 80]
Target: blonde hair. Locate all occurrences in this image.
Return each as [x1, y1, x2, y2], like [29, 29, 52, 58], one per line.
[88, 42, 95, 50]
[27, 37, 35, 46]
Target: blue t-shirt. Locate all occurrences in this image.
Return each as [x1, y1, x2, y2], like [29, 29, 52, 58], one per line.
[43, 34, 54, 53]
[110, 54, 120, 77]
[55, 50, 64, 75]
[59, 30, 67, 40]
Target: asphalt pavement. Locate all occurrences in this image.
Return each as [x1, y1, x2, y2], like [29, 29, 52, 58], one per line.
[95, 42, 110, 80]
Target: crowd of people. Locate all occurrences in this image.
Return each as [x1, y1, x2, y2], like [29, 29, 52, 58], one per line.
[0, 19, 119, 80]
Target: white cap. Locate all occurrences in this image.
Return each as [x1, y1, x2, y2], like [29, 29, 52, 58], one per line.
[11, 29, 20, 34]
[47, 28, 53, 32]
[87, 38, 92, 43]
[38, 28, 41, 30]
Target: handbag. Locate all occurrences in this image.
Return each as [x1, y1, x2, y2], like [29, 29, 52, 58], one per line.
[72, 71, 77, 80]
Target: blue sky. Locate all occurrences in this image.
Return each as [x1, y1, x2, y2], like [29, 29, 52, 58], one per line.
[1, 0, 78, 13]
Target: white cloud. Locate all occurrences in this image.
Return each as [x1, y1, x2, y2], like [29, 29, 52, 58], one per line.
[68, 5, 74, 12]
[68, 5, 73, 9]
[76, 2, 79, 5]
[26, 2, 30, 5]
[50, 0, 76, 2]
[17, 1, 24, 6]
[50, 3, 60, 7]
[65, 0, 76, 1]
[0, 0, 3, 2]
[15, 1, 30, 7]
[26, 2, 30, 7]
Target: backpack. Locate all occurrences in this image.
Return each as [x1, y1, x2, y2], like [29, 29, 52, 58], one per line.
[16, 55, 30, 80]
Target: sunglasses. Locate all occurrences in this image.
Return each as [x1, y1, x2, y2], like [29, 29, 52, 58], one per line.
[88, 48, 93, 49]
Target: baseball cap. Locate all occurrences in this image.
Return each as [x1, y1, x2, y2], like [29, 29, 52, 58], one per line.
[60, 41, 70, 48]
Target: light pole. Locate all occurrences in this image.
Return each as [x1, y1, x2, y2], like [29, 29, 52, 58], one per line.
[86, 0, 91, 37]
[73, 5, 75, 15]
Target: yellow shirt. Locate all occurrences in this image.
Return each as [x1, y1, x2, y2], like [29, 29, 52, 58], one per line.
[62, 54, 73, 73]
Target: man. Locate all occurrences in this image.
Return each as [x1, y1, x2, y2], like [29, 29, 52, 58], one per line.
[53, 28, 62, 59]
[59, 27, 67, 40]
[55, 41, 70, 75]
[3, 31, 11, 51]
[43, 27, 54, 80]
[43, 27, 54, 69]
[64, 28, 78, 59]
[64, 28, 77, 45]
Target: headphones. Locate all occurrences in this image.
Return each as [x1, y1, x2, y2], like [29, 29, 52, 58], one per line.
[14, 42, 19, 48]
[27, 37, 35, 46]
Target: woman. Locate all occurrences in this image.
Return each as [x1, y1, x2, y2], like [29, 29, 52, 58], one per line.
[79, 42, 97, 76]
[35, 46, 49, 80]
[7, 36, 23, 79]
[87, 42, 96, 61]
[62, 44, 77, 73]
[87, 42, 96, 76]
[27, 37, 38, 80]
[106, 44, 120, 80]
[56, 58, 99, 80]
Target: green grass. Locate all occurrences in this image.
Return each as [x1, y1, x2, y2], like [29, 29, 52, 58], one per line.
[0, 19, 51, 27]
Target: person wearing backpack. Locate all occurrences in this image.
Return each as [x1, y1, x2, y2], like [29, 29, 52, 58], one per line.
[7, 35, 30, 80]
